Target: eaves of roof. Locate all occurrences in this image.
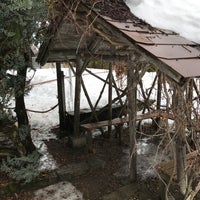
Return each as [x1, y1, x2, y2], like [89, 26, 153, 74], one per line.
[102, 15, 200, 79]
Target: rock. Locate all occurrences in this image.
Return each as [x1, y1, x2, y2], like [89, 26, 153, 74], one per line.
[33, 181, 83, 200]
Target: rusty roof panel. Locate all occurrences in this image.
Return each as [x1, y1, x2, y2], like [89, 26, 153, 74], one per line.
[121, 30, 153, 44]
[145, 34, 196, 45]
[103, 16, 200, 79]
[139, 44, 200, 59]
[157, 28, 176, 35]
[103, 15, 176, 35]
[121, 30, 196, 45]
[107, 20, 157, 33]
[159, 58, 200, 78]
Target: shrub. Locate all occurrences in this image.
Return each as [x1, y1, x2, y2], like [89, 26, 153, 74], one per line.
[0, 151, 40, 184]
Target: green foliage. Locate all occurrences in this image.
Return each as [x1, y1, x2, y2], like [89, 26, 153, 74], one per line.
[0, 0, 49, 155]
[0, 108, 14, 126]
[9, 0, 33, 11]
[0, 0, 47, 68]
[0, 0, 48, 123]
[0, 151, 41, 184]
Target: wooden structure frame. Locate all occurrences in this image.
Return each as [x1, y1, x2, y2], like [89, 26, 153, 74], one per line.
[37, 1, 200, 197]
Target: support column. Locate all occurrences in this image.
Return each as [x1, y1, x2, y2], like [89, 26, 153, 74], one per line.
[56, 62, 66, 135]
[186, 79, 193, 128]
[108, 63, 113, 136]
[127, 59, 137, 181]
[156, 71, 162, 111]
[155, 71, 162, 127]
[172, 84, 187, 194]
[73, 57, 82, 137]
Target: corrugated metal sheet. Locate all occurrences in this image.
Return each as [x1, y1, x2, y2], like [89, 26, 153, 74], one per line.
[102, 15, 200, 78]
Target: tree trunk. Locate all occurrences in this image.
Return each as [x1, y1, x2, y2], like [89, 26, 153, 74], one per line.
[15, 52, 36, 155]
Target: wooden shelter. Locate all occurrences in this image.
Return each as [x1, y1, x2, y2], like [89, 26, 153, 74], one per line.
[37, 0, 200, 197]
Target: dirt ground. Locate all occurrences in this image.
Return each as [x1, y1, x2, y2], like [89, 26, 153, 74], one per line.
[1, 127, 200, 200]
[0, 128, 159, 200]
[46, 131, 142, 199]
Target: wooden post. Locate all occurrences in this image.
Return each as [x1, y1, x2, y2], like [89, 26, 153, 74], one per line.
[155, 71, 162, 127]
[127, 58, 137, 181]
[156, 71, 162, 111]
[56, 62, 66, 133]
[172, 84, 187, 194]
[108, 63, 113, 136]
[73, 57, 82, 137]
[186, 79, 193, 128]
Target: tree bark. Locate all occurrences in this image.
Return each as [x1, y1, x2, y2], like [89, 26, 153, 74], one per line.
[15, 52, 36, 155]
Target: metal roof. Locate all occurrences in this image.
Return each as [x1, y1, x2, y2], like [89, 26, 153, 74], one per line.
[102, 16, 200, 78]
[37, 2, 200, 82]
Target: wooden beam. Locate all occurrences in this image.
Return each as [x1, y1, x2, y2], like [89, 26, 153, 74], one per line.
[56, 62, 67, 133]
[73, 57, 82, 137]
[127, 56, 138, 181]
[108, 63, 113, 136]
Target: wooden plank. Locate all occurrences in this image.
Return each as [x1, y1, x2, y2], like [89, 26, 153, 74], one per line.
[80, 110, 164, 131]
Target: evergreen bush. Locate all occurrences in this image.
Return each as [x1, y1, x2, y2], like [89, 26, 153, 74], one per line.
[0, 151, 40, 184]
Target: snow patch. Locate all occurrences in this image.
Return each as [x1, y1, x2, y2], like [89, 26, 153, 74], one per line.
[33, 181, 83, 200]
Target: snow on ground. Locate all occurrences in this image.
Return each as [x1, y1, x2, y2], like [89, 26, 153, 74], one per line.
[126, 0, 200, 43]
[34, 181, 83, 200]
[26, 67, 117, 130]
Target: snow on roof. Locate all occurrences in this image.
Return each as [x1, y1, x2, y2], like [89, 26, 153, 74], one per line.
[37, 0, 200, 84]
